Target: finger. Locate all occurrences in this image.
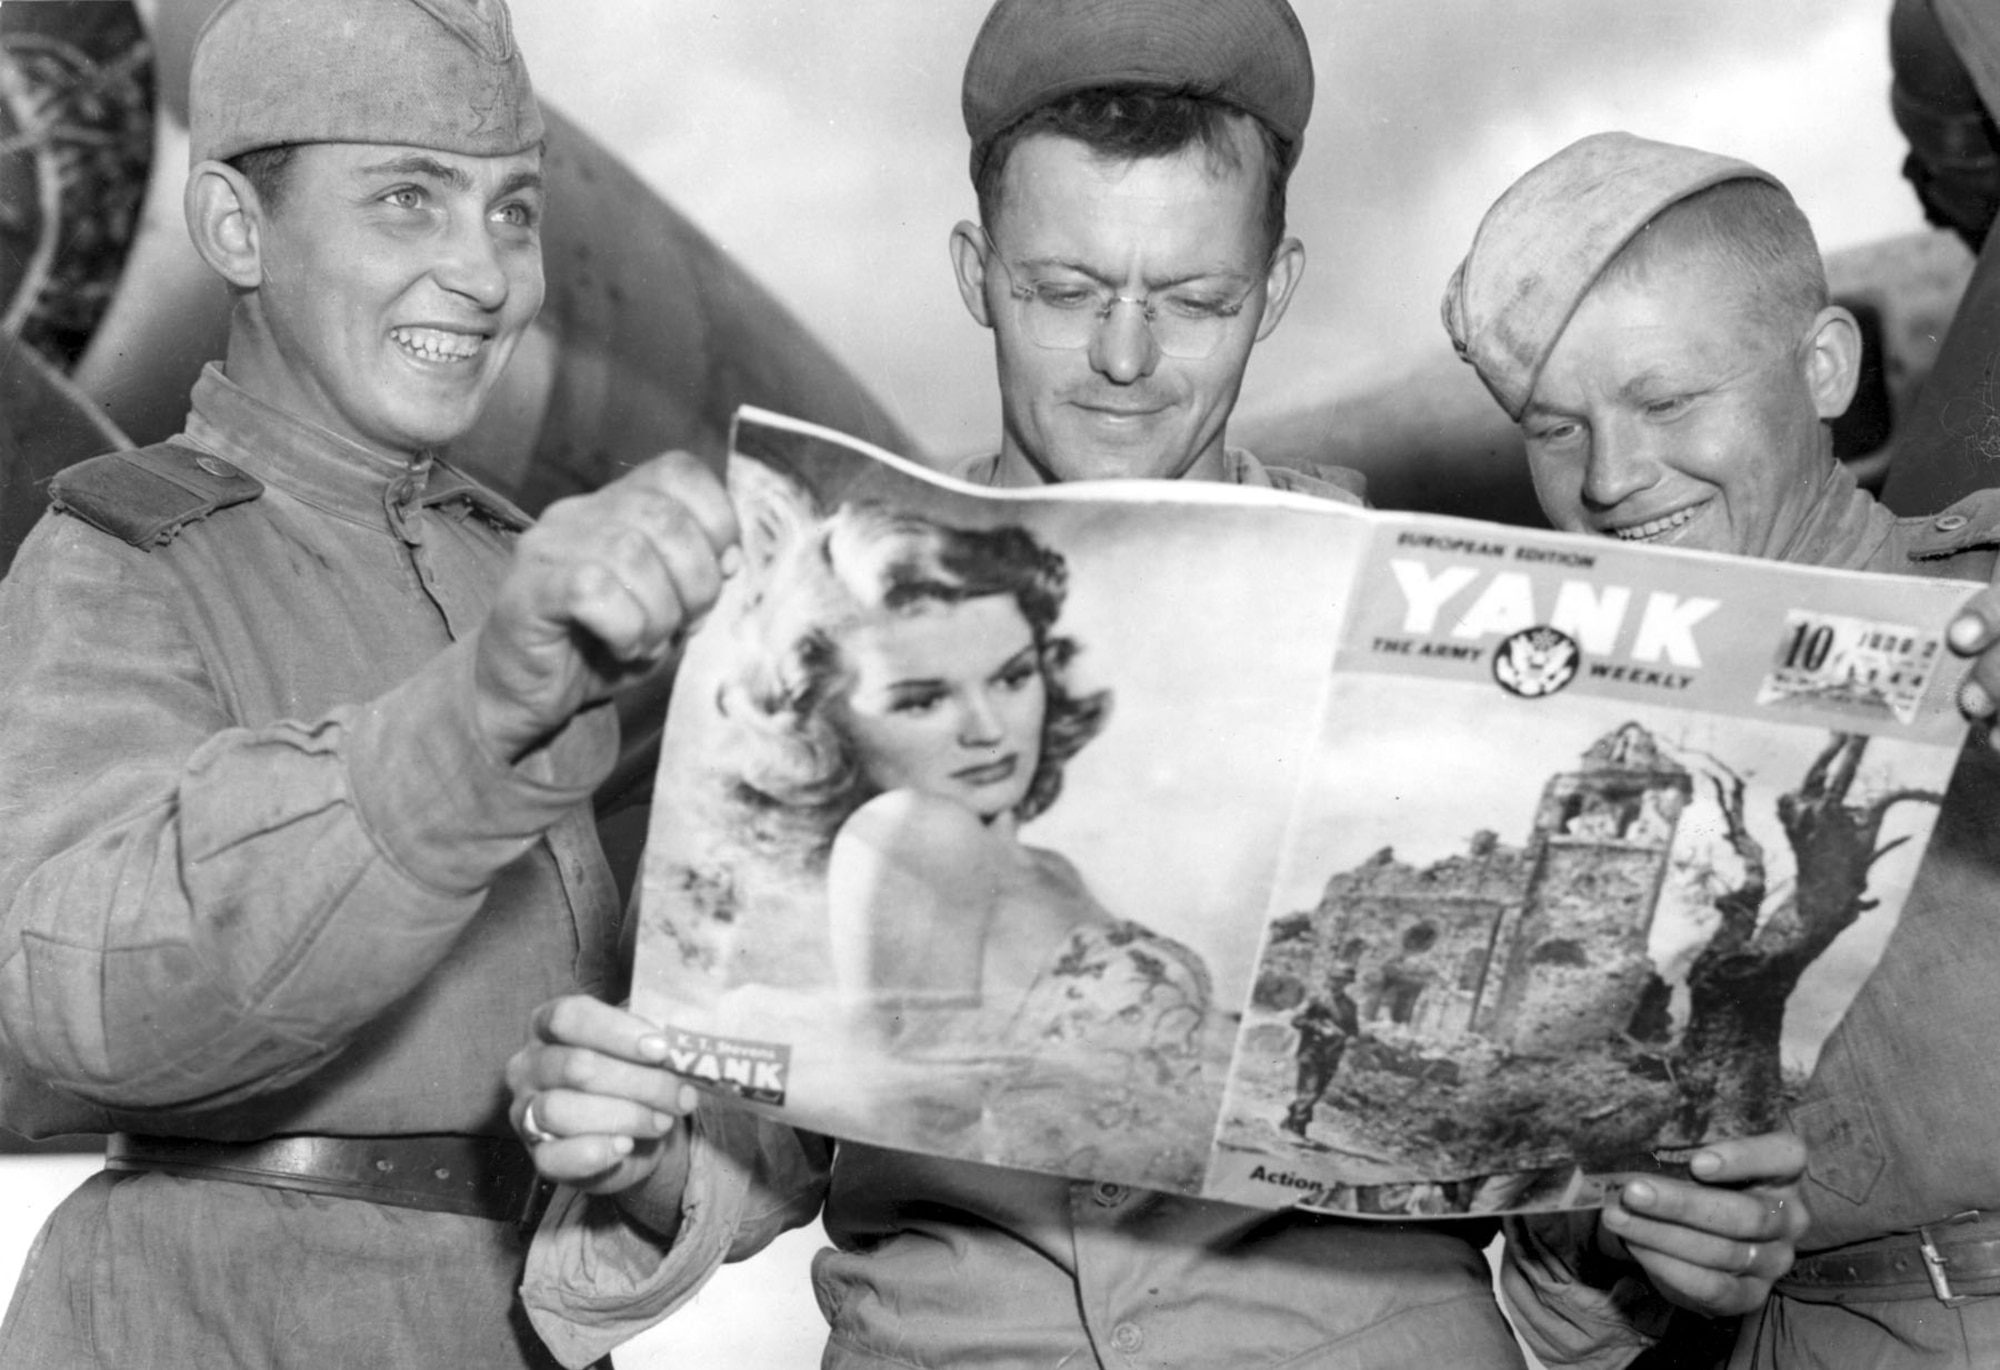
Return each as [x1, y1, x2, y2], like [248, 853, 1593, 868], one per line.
[1607, 1200, 1770, 1273]
[522, 458, 731, 653]
[1949, 590, 2000, 659]
[565, 504, 727, 663]
[531, 996, 672, 1060]
[1686, 1132, 1806, 1186]
[562, 555, 649, 658]
[524, 1131, 661, 1193]
[507, 999, 683, 1112]
[1966, 678, 1997, 724]
[624, 450, 740, 568]
[517, 1044, 697, 1115]
[1948, 588, 2000, 719]
[559, 532, 689, 664]
[525, 1084, 682, 1144]
[518, 1091, 557, 1145]
[594, 492, 732, 648]
[1617, 1177, 1797, 1244]
[1623, 1245, 1770, 1319]
[1963, 662, 2000, 724]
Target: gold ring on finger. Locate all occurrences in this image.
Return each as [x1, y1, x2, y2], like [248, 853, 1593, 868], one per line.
[521, 1095, 557, 1147]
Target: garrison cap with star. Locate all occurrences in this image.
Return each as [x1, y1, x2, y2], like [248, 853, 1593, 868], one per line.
[188, 0, 543, 165]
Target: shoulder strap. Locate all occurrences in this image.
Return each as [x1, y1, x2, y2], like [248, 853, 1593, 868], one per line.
[49, 441, 264, 550]
[1897, 485, 2000, 562]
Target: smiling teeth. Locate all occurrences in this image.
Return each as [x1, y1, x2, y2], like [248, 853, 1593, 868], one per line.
[391, 327, 483, 362]
[1611, 505, 1699, 541]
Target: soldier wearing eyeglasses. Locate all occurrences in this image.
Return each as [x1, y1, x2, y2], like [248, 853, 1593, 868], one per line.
[512, 3, 1809, 1368]
[937, 0, 1366, 501]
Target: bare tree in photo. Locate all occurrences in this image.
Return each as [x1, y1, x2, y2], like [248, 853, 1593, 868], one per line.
[1672, 733, 1941, 1138]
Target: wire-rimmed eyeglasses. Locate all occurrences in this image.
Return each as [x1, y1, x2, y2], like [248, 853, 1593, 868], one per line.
[979, 227, 1265, 360]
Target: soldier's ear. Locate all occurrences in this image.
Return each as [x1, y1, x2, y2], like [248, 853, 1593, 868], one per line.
[1254, 237, 1306, 342]
[185, 160, 266, 290]
[949, 220, 994, 329]
[1801, 304, 1862, 421]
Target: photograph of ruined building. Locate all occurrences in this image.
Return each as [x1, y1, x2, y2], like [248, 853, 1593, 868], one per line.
[1213, 712, 1944, 1211]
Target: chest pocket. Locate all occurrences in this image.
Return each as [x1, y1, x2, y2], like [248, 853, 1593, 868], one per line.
[1791, 1094, 1887, 1207]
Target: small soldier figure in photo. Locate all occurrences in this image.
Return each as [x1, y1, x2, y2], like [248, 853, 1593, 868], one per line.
[1284, 965, 1361, 1138]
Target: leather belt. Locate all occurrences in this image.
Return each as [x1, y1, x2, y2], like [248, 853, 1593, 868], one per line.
[1779, 1212, 2000, 1305]
[106, 1133, 550, 1228]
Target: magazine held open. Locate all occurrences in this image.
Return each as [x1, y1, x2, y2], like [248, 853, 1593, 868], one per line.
[630, 405, 1977, 1218]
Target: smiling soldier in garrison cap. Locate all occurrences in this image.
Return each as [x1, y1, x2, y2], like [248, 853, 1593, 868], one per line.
[505, 16, 1815, 1370]
[0, 1, 745, 1365]
[1448, 129, 2000, 1370]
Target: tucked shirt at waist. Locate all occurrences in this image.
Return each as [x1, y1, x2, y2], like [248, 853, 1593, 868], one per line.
[812, 1143, 1521, 1369]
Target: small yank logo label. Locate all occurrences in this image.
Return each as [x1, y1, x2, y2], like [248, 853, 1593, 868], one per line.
[662, 1027, 790, 1106]
[1493, 625, 1580, 699]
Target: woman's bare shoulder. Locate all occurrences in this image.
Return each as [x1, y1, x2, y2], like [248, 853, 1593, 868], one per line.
[1022, 841, 1084, 877]
[834, 790, 995, 871]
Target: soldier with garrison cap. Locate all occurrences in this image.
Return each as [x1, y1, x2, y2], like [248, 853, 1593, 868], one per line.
[0, 1, 745, 1365]
[1445, 129, 2000, 1368]
[507, 10, 1809, 1369]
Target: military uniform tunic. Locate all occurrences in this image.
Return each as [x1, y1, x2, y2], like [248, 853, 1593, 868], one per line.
[0, 365, 624, 1368]
[1736, 464, 2000, 1366]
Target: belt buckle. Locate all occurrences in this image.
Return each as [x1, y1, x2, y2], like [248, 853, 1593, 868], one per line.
[1918, 1210, 1983, 1306]
[514, 1175, 556, 1239]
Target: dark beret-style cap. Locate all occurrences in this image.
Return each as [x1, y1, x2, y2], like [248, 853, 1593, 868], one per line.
[189, 0, 543, 164]
[962, 0, 1313, 158]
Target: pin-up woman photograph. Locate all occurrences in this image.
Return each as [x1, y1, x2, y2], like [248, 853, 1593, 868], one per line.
[708, 464, 1215, 1186]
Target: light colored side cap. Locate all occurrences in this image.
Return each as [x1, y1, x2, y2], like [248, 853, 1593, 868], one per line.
[189, 0, 543, 164]
[1440, 131, 1781, 420]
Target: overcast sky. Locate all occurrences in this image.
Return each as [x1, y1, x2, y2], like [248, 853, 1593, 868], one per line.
[507, 0, 1925, 463]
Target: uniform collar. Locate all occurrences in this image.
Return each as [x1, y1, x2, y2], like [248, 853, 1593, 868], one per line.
[1773, 459, 1897, 571]
[952, 445, 1273, 489]
[180, 363, 437, 529]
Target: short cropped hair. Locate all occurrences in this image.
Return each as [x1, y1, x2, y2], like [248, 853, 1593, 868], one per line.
[719, 503, 1111, 842]
[227, 144, 299, 215]
[1603, 179, 1828, 342]
[974, 86, 1293, 255]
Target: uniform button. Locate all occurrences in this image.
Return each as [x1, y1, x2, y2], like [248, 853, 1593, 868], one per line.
[1091, 1182, 1128, 1207]
[193, 454, 239, 479]
[1110, 1321, 1143, 1352]
[1936, 513, 1970, 532]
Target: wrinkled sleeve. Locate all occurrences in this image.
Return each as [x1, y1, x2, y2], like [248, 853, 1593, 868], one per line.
[1499, 1211, 1675, 1370]
[0, 520, 615, 1118]
[520, 1103, 831, 1369]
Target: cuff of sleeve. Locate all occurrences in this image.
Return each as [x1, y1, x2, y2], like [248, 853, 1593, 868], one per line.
[518, 1106, 750, 1369]
[347, 636, 619, 894]
[1500, 1211, 1676, 1370]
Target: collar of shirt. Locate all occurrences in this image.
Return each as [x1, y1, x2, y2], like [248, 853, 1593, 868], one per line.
[949, 446, 1348, 491]
[180, 363, 436, 531]
[1773, 459, 1898, 571]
